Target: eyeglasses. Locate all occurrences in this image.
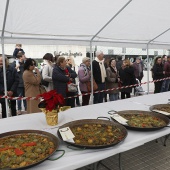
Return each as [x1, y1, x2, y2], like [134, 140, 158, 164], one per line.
[30, 63, 36, 66]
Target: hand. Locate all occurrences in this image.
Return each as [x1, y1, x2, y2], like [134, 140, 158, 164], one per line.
[69, 78, 73, 82]
[34, 67, 40, 74]
[118, 78, 120, 82]
[16, 64, 20, 69]
[163, 71, 165, 74]
[7, 91, 13, 97]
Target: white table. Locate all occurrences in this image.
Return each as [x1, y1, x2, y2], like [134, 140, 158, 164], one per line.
[0, 92, 170, 170]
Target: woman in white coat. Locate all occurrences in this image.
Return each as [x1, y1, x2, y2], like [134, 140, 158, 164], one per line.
[42, 53, 54, 92]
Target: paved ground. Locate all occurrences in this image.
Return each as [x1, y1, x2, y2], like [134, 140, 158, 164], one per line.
[78, 137, 170, 170]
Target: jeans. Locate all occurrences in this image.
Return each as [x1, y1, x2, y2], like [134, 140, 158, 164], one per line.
[17, 87, 27, 110]
[93, 83, 105, 104]
[109, 93, 119, 101]
[160, 79, 170, 92]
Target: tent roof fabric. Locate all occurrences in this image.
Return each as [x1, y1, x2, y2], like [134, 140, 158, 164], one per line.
[1, 0, 170, 48]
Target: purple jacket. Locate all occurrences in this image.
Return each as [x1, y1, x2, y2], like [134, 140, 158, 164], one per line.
[78, 64, 90, 92]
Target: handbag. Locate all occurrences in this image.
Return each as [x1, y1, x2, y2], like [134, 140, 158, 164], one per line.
[39, 85, 46, 94]
[41, 79, 49, 87]
[86, 79, 98, 92]
[68, 83, 78, 92]
[41, 65, 50, 87]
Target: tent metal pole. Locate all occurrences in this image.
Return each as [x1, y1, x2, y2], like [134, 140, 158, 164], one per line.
[146, 44, 149, 94]
[89, 0, 132, 104]
[4, 36, 170, 47]
[1, 0, 10, 118]
[146, 27, 170, 94]
[90, 0, 132, 42]
[90, 41, 94, 104]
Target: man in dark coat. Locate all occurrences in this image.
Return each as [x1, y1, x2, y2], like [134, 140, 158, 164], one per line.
[92, 51, 106, 104]
[161, 55, 170, 92]
[11, 52, 27, 115]
[133, 57, 144, 83]
[0, 55, 19, 118]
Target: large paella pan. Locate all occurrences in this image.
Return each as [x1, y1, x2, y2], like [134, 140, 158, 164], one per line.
[57, 119, 127, 149]
[109, 110, 169, 131]
[149, 104, 170, 117]
[0, 130, 59, 169]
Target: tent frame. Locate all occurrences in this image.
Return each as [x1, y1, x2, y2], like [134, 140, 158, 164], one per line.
[1, 0, 10, 117]
[146, 28, 170, 93]
[1, 0, 170, 116]
[89, 0, 132, 103]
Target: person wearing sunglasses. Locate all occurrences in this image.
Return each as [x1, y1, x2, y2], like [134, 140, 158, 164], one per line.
[23, 58, 41, 113]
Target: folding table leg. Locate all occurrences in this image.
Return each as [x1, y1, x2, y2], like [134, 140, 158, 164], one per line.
[163, 134, 170, 146]
[99, 161, 112, 170]
[119, 153, 123, 170]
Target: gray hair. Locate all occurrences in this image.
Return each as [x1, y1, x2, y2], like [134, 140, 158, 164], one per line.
[82, 57, 90, 63]
[96, 51, 103, 57]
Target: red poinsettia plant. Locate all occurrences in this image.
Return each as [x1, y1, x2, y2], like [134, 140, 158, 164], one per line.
[38, 90, 65, 111]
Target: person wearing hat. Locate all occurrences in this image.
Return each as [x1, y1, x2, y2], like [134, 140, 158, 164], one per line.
[78, 57, 91, 106]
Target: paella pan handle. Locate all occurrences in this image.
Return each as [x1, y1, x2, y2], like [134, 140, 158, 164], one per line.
[97, 117, 110, 121]
[67, 145, 86, 150]
[48, 149, 65, 161]
[108, 110, 118, 115]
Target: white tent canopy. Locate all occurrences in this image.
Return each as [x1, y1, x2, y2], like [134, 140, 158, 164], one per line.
[0, 0, 170, 48]
[1, 0, 170, 117]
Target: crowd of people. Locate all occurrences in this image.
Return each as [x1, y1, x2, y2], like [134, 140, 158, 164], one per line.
[0, 44, 169, 119]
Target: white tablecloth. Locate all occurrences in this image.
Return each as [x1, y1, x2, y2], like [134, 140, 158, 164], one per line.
[0, 92, 170, 170]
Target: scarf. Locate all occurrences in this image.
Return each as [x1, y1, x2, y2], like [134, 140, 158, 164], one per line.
[138, 63, 142, 76]
[110, 66, 117, 74]
[80, 63, 90, 76]
[95, 57, 106, 83]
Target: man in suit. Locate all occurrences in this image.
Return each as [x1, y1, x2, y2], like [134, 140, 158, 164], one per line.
[92, 51, 106, 104]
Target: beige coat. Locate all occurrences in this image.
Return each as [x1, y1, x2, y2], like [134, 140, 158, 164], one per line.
[106, 67, 119, 94]
[23, 70, 41, 113]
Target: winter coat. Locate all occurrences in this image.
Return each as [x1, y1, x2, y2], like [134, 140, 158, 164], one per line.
[92, 60, 106, 84]
[13, 48, 24, 58]
[106, 67, 119, 94]
[78, 64, 91, 92]
[119, 66, 136, 93]
[23, 70, 41, 113]
[11, 60, 25, 87]
[0, 65, 19, 96]
[164, 61, 170, 77]
[42, 60, 54, 92]
[52, 66, 77, 97]
[152, 63, 164, 80]
[133, 62, 143, 79]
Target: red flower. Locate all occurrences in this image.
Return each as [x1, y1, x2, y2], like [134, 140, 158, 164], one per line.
[38, 90, 65, 111]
